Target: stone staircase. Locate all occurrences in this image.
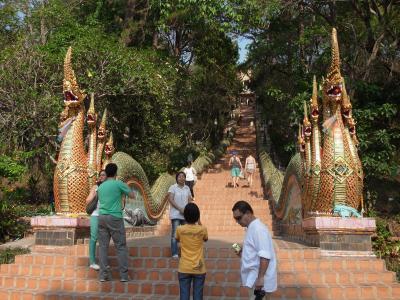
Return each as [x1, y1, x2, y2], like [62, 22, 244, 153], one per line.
[1, 241, 399, 299]
[1, 104, 399, 299]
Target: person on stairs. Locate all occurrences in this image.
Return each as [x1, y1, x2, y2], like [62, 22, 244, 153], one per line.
[183, 160, 197, 200]
[176, 203, 208, 300]
[85, 170, 107, 271]
[245, 154, 256, 187]
[229, 151, 243, 188]
[97, 163, 136, 282]
[232, 200, 277, 299]
[168, 171, 193, 258]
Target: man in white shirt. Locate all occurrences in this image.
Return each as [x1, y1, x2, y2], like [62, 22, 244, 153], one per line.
[232, 200, 277, 299]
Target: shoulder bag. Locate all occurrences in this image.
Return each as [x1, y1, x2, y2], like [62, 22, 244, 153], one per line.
[86, 194, 98, 215]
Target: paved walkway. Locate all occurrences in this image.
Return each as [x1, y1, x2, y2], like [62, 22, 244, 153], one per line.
[155, 103, 272, 240]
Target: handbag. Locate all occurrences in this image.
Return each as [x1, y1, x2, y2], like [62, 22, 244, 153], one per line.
[86, 195, 98, 215]
[239, 170, 245, 179]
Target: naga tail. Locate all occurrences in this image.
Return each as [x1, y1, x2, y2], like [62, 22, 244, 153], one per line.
[111, 152, 175, 223]
[274, 153, 303, 221]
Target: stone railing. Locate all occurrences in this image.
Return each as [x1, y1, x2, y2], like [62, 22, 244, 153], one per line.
[254, 115, 284, 206]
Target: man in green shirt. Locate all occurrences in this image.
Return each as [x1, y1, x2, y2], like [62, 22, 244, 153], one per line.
[97, 163, 135, 282]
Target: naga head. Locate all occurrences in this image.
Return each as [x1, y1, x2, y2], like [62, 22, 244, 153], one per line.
[324, 28, 343, 104]
[340, 77, 358, 140]
[341, 78, 352, 120]
[105, 132, 115, 156]
[63, 47, 86, 108]
[87, 93, 97, 127]
[347, 114, 359, 146]
[310, 76, 319, 121]
[298, 124, 305, 152]
[98, 109, 107, 140]
[347, 117, 357, 135]
[303, 102, 312, 139]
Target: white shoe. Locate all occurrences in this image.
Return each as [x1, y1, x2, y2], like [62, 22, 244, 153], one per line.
[172, 254, 179, 259]
[90, 264, 100, 271]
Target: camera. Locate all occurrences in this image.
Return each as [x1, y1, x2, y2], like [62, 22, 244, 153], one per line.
[254, 288, 266, 300]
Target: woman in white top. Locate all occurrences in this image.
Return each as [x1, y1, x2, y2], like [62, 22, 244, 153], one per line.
[85, 170, 107, 270]
[245, 154, 256, 187]
[168, 172, 193, 258]
[183, 160, 197, 199]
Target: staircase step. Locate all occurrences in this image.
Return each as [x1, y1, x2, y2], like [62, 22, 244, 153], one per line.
[25, 245, 321, 259]
[1, 265, 395, 285]
[3, 257, 387, 274]
[2, 282, 400, 299]
[271, 283, 400, 300]
[0, 277, 248, 297]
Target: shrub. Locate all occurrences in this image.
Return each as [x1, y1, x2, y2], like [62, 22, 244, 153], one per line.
[14, 204, 52, 217]
[367, 212, 400, 281]
[0, 199, 31, 243]
[0, 247, 30, 264]
[0, 155, 26, 182]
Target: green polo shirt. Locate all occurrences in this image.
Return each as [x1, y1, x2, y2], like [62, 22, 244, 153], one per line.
[98, 179, 131, 218]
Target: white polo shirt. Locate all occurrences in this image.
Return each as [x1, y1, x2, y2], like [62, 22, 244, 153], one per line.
[183, 167, 196, 181]
[168, 183, 191, 220]
[241, 218, 277, 292]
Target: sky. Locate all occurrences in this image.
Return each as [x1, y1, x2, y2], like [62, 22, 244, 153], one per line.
[237, 36, 252, 64]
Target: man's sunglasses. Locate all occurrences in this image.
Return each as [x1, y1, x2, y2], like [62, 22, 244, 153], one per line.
[234, 214, 244, 222]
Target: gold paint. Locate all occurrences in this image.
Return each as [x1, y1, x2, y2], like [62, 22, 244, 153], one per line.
[102, 132, 115, 169]
[326, 28, 342, 85]
[309, 77, 322, 211]
[87, 93, 98, 187]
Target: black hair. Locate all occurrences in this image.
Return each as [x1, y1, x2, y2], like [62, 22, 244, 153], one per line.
[184, 203, 200, 224]
[232, 200, 253, 214]
[175, 171, 186, 182]
[105, 163, 118, 177]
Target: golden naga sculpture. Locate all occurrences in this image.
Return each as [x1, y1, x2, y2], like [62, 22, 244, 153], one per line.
[54, 48, 111, 214]
[54, 47, 89, 213]
[273, 28, 364, 222]
[53, 48, 175, 221]
[308, 28, 363, 216]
